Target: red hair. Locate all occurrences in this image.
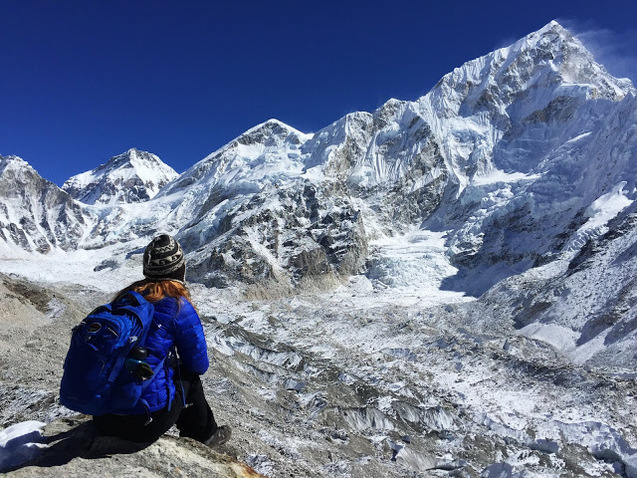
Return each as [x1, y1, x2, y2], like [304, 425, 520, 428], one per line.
[114, 279, 193, 305]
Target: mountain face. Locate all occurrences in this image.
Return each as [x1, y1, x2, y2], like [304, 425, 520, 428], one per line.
[62, 148, 178, 205]
[155, 119, 370, 289]
[0, 21, 636, 359]
[420, 21, 636, 294]
[0, 155, 90, 253]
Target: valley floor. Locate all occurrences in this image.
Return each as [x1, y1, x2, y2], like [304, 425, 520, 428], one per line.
[0, 241, 636, 477]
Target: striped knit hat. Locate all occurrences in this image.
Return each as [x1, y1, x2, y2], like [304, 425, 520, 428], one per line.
[143, 234, 186, 282]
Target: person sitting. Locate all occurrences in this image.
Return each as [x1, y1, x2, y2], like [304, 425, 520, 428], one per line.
[92, 234, 231, 447]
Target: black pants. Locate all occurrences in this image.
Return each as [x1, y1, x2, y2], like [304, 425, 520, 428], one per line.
[93, 369, 218, 443]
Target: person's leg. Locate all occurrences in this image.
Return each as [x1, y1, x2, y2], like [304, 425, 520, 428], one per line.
[93, 398, 183, 443]
[174, 368, 218, 442]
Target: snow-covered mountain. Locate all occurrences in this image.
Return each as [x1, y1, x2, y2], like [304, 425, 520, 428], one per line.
[0, 155, 90, 253]
[1, 20, 636, 359]
[2, 21, 637, 477]
[421, 21, 635, 294]
[1, 20, 635, 282]
[62, 148, 178, 205]
[155, 119, 369, 288]
[1, 21, 636, 288]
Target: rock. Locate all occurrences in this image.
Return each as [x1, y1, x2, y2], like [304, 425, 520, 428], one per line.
[4, 417, 265, 477]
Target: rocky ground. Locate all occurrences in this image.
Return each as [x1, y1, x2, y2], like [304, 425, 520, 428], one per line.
[3, 417, 265, 477]
[0, 271, 636, 477]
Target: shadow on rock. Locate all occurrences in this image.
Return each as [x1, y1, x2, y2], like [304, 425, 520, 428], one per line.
[4, 416, 266, 477]
[3, 416, 153, 472]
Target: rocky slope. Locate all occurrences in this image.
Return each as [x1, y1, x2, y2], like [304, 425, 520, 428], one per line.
[0, 271, 635, 477]
[2, 417, 265, 477]
[479, 204, 637, 369]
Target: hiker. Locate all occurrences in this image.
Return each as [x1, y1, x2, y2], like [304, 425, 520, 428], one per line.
[91, 234, 231, 446]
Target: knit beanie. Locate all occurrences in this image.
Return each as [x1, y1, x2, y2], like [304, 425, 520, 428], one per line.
[143, 234, 186, 282]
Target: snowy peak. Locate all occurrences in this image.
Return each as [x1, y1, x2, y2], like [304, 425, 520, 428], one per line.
[0, 154, 89, 254]
[0, 154, 35, 178]
[161, 119, 312, 198]
[505, 20, 633, 98]
[0, 155, 64, 195]
[302, 100, 439, 193]
[62, 148, 178, 205]
[225, 118, 311, 170]
[426, 21, 634, 123]
[237, 118, 308, 145]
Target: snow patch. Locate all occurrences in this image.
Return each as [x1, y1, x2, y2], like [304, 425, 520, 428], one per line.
[0, 421, 47, 472]
[564, 182, 633, 253]
[472, 169, 541, 186]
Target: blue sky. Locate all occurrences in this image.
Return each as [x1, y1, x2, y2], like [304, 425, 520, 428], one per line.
[2, 0, 636, 185]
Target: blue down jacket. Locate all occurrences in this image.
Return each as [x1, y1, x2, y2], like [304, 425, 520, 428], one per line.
[123, 296, 209, 414]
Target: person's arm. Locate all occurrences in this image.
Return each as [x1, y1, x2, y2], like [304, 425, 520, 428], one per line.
[173, 300, 209, 375]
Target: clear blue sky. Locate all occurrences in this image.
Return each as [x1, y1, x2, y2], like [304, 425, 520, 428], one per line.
[2, 0, 636, 185]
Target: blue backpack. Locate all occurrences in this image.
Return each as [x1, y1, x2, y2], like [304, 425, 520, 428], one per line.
[59, 291, 165, 416]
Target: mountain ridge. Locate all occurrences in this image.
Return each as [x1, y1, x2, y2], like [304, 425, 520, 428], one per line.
[0, 20, 635, 301]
